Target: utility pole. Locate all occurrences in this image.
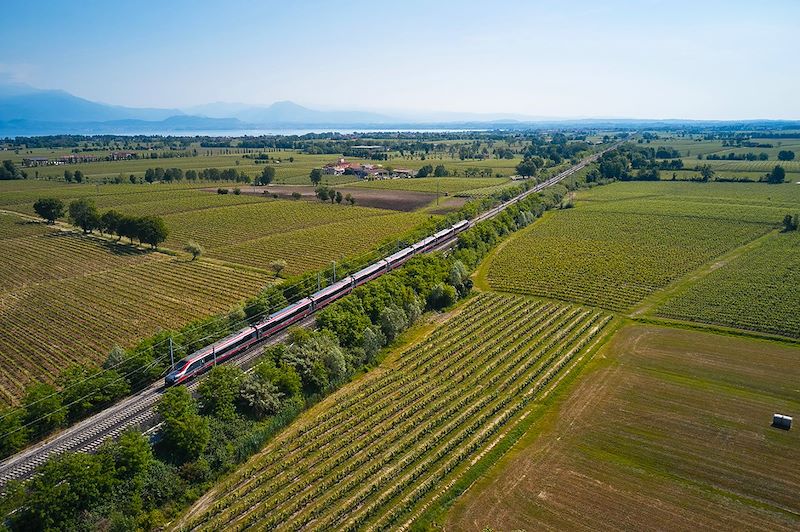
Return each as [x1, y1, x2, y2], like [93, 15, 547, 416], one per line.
[332, 261, 337, 282]
[317, 271, 321, 291]
[212, 346, 216, 366]
[169, 336, 174, 368]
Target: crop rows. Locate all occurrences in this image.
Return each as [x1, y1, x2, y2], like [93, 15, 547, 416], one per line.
[487, 209, 769, 312]
[0, 248, 269, 404]
[657, 232, 800, 338]
[210, 212, 431, 275]
[184, 293, 612, 530]
[163, 201, 392, 251]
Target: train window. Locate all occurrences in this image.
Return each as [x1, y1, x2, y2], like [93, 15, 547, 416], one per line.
[202, 353, 215, 364]
[187, 360, 204, 373]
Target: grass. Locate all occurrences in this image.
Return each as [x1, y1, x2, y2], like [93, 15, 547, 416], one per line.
[445, 324, 800, 531]
[179, 293, 612, 530]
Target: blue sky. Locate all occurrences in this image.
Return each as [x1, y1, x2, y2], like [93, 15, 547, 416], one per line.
[2, 0, 798, 119]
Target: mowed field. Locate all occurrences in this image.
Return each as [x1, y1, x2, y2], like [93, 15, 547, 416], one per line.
[446, 325, 800, 531]
[179, 293, 613, 530]
[485, 182, 797, 312]
[0, 214, 271, 404]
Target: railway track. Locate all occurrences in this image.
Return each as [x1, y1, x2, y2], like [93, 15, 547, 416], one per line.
[0, 147, 612, 488]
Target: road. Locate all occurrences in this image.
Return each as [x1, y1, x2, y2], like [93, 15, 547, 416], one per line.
[0, 146, 612, 488]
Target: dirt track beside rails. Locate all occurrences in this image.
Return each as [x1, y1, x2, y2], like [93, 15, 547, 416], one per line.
[204, 185, 440, 212]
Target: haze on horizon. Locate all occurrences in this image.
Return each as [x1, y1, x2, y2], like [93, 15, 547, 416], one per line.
[2, 0, 798, 121]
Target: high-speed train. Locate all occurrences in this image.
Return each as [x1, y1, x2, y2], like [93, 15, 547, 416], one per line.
[165, 219, 471, 386]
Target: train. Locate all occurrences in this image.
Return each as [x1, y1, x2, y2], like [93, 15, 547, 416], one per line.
[164, 219, 471, 386]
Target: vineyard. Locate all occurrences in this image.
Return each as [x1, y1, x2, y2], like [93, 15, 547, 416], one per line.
[210, 211, 432, 275]
[182, 293, 613, 530]
[0, 221, 270, 404]
[161, 201, 393, 252]
[486, 209, 769, 311]
[656, 231, 800, 338]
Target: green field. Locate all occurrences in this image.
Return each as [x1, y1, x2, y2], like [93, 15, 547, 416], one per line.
[656, 231, 800, 338]
[0, 215, 272, 404]
[180, 293, 612, 530]
[446, 325, 800, 531]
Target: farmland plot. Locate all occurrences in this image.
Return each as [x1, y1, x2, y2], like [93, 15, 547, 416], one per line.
[0, 221, 270, 404]
[486, 209, 768, 311]
[446, 325, 800, 531]
[657, 231, 800, 338]
[182, 293, 613, 530]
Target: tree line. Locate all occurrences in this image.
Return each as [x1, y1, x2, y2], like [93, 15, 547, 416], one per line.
[32, 197, 169, 248]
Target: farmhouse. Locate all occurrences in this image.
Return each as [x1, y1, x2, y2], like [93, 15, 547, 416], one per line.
[21, 156, 51, 167]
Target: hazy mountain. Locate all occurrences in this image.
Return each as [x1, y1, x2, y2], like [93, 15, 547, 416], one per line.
[184, 100, 394, 125]
[0, 83, 182, 123]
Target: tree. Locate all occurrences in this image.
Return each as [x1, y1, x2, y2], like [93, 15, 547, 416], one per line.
[777, 150, 795, 161]
[697, 164, 715, 182]
[782, 213, 798, 232]
[516, 156, 544, 177]
[427, 282, 458, 310]
[33, 197, 65, 224]
[345, 193, 355, 205]
[0, 160, 26, 180]
[416, 164, 433, 177]
[379, 305, 408, 343]
[136, 215, 169, 248]
[0, 407, 28, 458]
[64, 169, 74, 183]
[238, 376, 282, 418]
[23, 382, 65, 438]
[58, 364, 130, 421]
[68, 198, 100, 233]
[257, 165, 275, 185]
[433, 164, 448, 177]
[104, 428, 153, 480]
[73, 169, 84, 183]
[253, 359, 301, 398]
[316, 186, 330, 202]
[100, 209, 123, 237]
[198, 365, 245, 419]
[310, 168, 323, 186]
[767, 165, 786, 184]
[269, 259, 287, 277]
[184, 240, 204, 260]
[14, 451, 116, 531]
[335, 191, 343, 204]
[156, 387, 210, 461]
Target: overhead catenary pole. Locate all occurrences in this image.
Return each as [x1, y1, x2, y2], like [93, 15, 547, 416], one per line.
[332, 261, 336, 282]
[169, 336, 174, 369]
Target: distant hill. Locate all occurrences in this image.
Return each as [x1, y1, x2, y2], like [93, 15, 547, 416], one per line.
[184, 100, 394, 125]
[0, 82, 182, 123]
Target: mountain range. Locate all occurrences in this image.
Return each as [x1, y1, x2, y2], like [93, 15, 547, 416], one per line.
[2, 82, 799, 137]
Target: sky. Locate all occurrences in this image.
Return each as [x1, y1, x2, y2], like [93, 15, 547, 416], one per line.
[2, 0, 798, 120]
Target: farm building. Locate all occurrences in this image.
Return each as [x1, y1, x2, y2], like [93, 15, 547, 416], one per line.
[773, 413, 792, 430]
[21, 156, 51, 167]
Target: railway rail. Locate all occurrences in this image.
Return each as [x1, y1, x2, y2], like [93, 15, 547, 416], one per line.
[0, 146, 612, 488]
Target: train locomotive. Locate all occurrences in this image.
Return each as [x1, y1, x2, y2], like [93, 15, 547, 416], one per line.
[165, 219, 471, 386]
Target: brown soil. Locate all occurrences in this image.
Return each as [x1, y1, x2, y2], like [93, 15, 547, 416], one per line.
[445, 325, 800, 531]
[203, 185, 439, 212]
